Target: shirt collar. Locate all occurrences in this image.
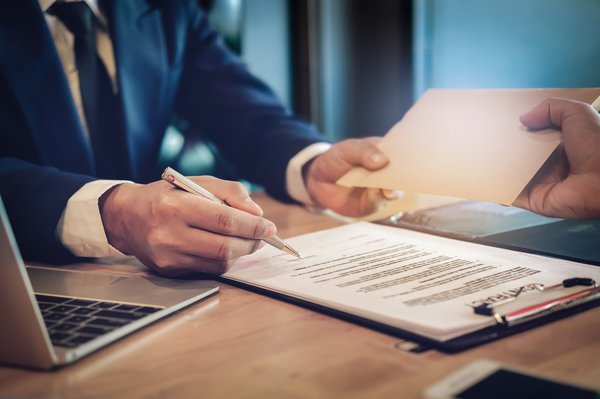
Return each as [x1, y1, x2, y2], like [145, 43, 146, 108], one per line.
[39, 0, 107, 28]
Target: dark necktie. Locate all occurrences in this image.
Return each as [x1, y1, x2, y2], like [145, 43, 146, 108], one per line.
[49, 1, 130, 179]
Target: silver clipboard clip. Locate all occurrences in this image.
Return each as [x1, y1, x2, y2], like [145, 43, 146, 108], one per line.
[471, 278, 600, 327]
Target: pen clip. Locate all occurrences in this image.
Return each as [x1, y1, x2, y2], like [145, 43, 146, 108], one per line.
[471, 277, 600, 326]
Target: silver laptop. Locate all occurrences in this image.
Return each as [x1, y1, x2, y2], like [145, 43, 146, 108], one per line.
[0, 197, 219, 370]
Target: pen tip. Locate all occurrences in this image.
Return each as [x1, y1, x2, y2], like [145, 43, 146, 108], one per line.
[284, 245, 301, 258]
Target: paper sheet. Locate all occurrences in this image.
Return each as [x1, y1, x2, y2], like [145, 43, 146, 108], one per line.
[337, 88, 600, 205]
[226, 222, 600, 341]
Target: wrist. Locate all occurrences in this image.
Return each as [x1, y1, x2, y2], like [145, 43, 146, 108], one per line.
[286, 142, 331, 205]
[301, 157, 318, 201]
[99, 183, 132, 254]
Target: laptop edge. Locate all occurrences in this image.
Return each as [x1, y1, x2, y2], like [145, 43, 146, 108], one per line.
[0, 197, 219, 370]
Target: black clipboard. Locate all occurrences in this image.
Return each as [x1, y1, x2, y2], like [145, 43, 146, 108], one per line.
[216, 275, 600, 353]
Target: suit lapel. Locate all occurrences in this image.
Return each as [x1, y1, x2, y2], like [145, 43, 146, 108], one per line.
[0, 0, 94, 175]
[106, 0, 167, 180]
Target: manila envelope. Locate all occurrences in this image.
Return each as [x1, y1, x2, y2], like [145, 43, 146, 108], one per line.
[338, 88, 600, 205]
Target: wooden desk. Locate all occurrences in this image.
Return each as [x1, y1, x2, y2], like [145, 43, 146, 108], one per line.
[1, 192, 599, 398]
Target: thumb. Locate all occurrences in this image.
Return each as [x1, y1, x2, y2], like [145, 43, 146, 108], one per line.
[520, 97, 596, 130]
[334, 137, 389, 171]
[189, 176, 264, 216]
[306, 137, 389, 186]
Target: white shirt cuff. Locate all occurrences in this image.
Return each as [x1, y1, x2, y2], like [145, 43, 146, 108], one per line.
[57, 180, 132, 258]
[286, 142, 332, 205]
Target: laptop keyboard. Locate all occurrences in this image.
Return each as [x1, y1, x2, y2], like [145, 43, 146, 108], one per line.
[36, 294, 162, 348]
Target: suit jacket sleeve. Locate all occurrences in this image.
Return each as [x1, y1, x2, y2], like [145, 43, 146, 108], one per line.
[0, 157, 94, 264]
[173, 1, 327, 202]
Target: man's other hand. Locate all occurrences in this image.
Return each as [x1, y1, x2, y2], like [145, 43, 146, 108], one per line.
[304, 137, 398, 217]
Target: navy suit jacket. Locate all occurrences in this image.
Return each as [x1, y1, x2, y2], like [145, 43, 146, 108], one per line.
[0, 0, 324, 264]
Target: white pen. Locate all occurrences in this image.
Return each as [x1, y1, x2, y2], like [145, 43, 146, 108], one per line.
[161, 166, 301, 258]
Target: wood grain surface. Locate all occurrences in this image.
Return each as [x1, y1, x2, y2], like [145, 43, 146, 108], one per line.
[1, 192, 598, 398]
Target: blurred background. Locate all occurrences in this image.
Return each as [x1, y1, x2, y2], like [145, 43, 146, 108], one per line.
[162, 0, 600, 184]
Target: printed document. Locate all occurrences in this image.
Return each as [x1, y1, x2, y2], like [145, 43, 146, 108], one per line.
[225, 222, 600, 341]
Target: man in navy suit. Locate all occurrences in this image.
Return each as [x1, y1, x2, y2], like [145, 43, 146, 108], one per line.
[0, 0, 395, 275]
[2, 1, 598, 276]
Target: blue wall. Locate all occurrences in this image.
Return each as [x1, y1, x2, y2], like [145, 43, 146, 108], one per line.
[243, 0, 291, 108]
[414, 0, 600, 97]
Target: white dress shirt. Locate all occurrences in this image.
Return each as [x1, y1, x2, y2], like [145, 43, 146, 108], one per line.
[41, 0, 329, 258]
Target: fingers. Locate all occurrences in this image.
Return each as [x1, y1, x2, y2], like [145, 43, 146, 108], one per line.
[335, 137, 389, 170]
[141, 228, 265, 276]
[177, 196, 276, 240]
[136, 205, 268, 276]
[322, 138, 388, 177]
[306, 137, 389, 187]
[520, 97, 600, 132]
[170, 176, 277, 239]
[166, 177, 275, 239]
[147, 218, 265, 260]
[189, 176, 264, 216]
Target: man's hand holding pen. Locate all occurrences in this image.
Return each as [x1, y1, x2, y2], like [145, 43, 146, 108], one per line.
[99, 176, 275, 276]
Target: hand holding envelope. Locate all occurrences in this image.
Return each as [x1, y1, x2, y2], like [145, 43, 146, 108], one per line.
[337, 88, 600, 207]
[513, 96, 600, 219]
